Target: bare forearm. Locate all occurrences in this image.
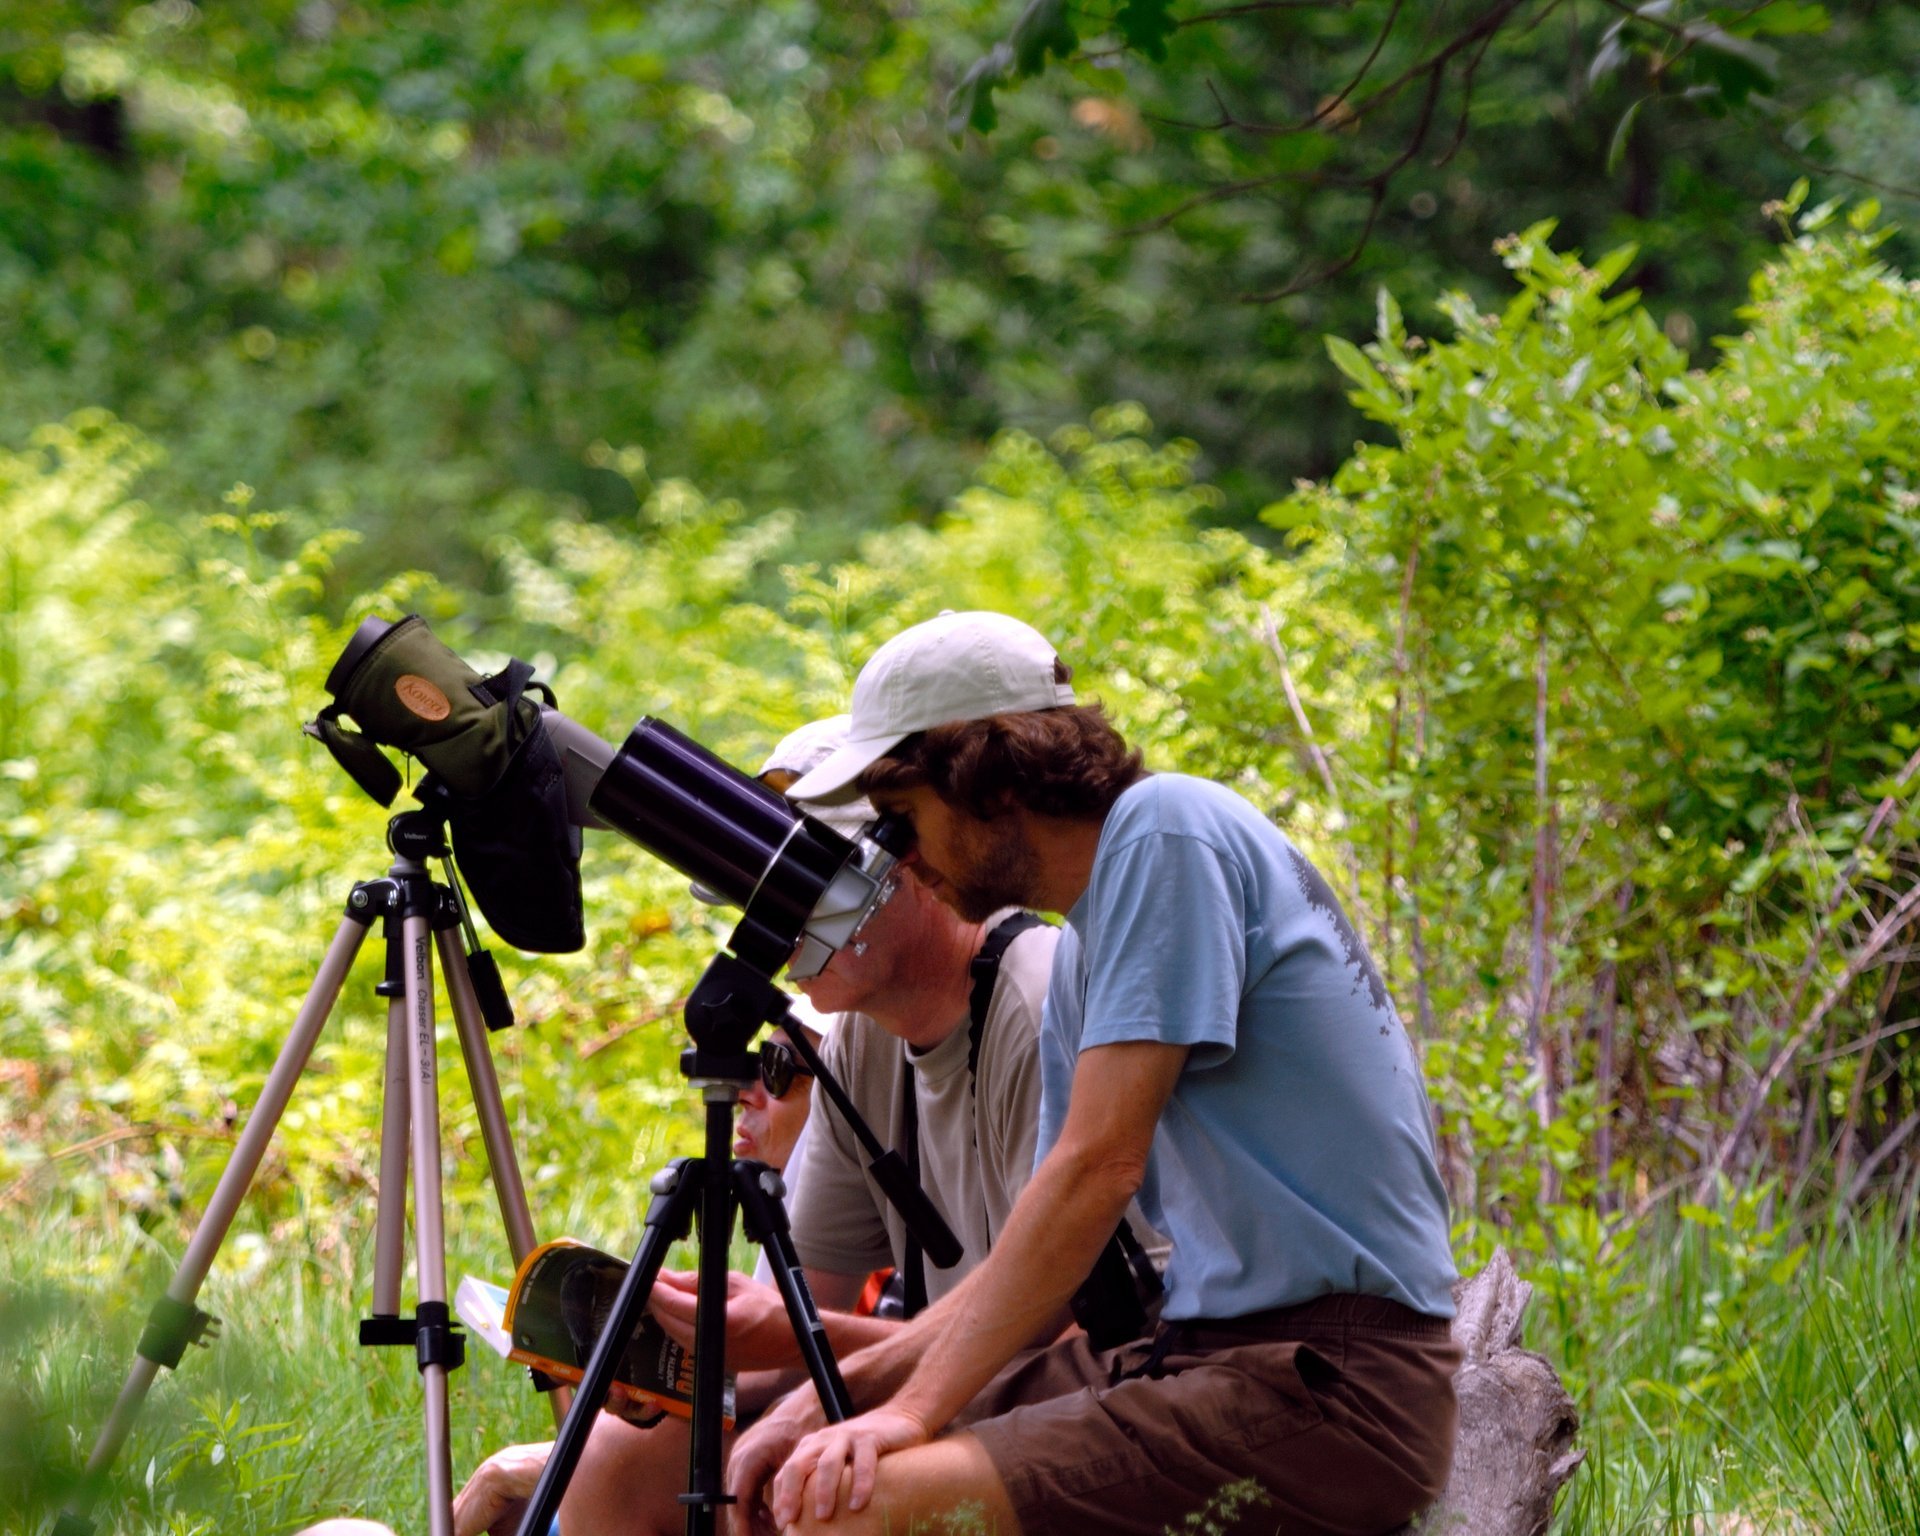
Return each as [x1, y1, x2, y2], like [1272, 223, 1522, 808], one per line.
[821, 1274, 995, 1407]
[735, 1367, 797, 1417]
[893, 1145, 1134, 1430]
[818, 1309, 901, 1361]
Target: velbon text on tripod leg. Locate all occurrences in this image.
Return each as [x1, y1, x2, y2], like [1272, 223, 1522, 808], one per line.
[372, 913, 412, 1319]
[439, 925, 538, 1263]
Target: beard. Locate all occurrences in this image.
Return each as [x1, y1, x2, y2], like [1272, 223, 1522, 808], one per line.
[942, 817, 1043, 923]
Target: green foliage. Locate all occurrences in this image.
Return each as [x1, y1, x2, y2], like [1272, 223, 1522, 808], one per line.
[7, 208, 1920, 1532]
[6, 0, 1917, 604]
[1265, 198, 1920, 1232]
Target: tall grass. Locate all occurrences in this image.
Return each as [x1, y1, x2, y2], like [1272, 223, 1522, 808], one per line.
[1547, 1209, 1920, 1535]
[5, 1195, 1917, 1534]
[1, 1190, 717, 1536]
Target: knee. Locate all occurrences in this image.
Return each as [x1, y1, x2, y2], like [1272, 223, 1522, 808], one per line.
[784, 1463, 1014, 1536]
[558, 1411, 689, 1536]
[782, 1470, 877, 1536]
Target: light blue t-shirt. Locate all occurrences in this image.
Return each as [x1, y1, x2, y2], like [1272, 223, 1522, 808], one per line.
[1038, 774, 1457, 1321]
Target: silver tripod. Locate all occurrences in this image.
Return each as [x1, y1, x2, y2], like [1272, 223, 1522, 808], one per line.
[58, 811, 567, 1536]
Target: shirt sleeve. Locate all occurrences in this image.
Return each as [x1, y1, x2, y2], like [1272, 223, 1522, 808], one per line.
[784, 1025, 894, 1279]
[1079, 830, 1246, 1069]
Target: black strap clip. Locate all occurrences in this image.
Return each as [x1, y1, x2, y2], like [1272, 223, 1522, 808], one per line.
[413, 1300, 466, 1374]
[362, 1305, 467, 1373]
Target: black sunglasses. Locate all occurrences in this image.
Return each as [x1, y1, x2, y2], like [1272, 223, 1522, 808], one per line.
[759, 1039, 815, 1100]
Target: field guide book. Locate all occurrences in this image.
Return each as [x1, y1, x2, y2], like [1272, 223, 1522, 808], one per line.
[455, 1238, 734, 1426]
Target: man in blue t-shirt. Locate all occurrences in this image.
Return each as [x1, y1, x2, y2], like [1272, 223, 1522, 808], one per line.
[728, 612, 1460, 1536]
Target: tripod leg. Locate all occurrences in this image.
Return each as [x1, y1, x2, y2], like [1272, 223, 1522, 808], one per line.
[437, 928, 538, 1261]
[513, 1159, 700, 1536]
[689, 1123, 735, 1533]
[437, 928, 574, 1423]
[734, 1161, 853, 1422]
[68, 914, 372, 1510]
[402, 913, 459, 1536]
[371, 977, 411, 1317]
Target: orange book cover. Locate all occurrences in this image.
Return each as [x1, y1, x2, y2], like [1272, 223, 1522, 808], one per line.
[460, 1238, 734, 1427]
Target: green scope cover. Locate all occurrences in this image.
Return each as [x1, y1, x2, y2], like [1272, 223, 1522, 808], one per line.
[329, 615, 539, 801]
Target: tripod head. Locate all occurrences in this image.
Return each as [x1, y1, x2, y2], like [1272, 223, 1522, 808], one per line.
[387, 807, 451, 863]
[681, 955, 788, 1086]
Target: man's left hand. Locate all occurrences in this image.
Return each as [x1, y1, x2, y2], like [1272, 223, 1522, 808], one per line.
[647, 1269, 803, 1371]
[769, 1407, 933, 1527]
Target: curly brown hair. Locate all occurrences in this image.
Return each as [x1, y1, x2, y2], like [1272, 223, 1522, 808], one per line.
[858, 705, 1145, 822]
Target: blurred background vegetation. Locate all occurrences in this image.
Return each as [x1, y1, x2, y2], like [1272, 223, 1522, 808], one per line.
[5, 2, 1920, 1532]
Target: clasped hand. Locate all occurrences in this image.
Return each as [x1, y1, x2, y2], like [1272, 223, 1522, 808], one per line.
[725, 1389, 931, 1535]
[647, 1268, 803, 1371]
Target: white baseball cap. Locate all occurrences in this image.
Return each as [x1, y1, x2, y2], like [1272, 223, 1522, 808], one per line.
[787, 611, 1075, 803]
[758, 715, 877, 835]
[761, 716, 855, 782]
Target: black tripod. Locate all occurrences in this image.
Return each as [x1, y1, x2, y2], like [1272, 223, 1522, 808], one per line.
[58, 811, 568, 1536]
[514, 953, 961, 1536]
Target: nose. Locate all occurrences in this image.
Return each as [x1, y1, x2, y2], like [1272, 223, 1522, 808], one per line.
[740, 1075, 767, 1107]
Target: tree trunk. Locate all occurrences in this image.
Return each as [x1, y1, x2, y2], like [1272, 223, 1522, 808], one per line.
[1398, 1250, 1584, 1536]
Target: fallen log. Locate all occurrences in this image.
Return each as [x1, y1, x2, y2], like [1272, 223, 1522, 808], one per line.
[1400, 1249, 1584, 1536]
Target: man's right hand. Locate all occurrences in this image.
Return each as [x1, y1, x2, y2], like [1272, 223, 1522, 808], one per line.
[452, 1441, 550, 1536]
[647, 1269, 804, 1371]
[724, 1384, 829, 1536]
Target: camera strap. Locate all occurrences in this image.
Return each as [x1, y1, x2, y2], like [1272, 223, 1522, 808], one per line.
[900, 910, 1048, 1317]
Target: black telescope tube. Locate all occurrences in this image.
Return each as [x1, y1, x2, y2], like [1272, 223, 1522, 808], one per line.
[590, 719, 843, 922]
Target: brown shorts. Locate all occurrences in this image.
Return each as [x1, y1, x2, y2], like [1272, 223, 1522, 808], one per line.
[958, 1294, 1459, 1536]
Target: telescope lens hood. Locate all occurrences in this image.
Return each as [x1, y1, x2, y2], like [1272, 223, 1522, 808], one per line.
[326, 614, 403, 696]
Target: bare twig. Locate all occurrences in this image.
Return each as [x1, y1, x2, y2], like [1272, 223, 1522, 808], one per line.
[1122, 0, 1543, 293]
[1699, 875, 1920, 1199]
[1313, 0, 1407, 132]
[1433, 0, 1513, 167]
[1255, 602, 1368, 918]
[1829, 956, 1908, 1204]
[1594, 879, 1632, 1214]
[1243, 182, 1388, 299]
[1333, 0, 1535, 135]
[577, 996, 690, 1059]
[1408, 680, 1436, 1041]
[1150, 0, 1404, 138]
[1527, 617, 1559, 1203]
[1778, 746, 1920, 1032]
[1125, 170, 1322, 237]
[1257, 605, 1343, 811]
[1, 1122, 237, 1206]
[1845, 1109, 1920, 1207]
[1383, 541, 1421, 992]
[1807, 1014, 1919, 1068]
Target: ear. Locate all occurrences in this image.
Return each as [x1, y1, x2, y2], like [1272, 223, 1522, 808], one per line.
[984, 789, 1024, 823]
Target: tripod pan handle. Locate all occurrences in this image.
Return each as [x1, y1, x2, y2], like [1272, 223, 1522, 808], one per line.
[868, 1150, 963, 1269]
